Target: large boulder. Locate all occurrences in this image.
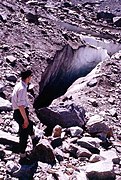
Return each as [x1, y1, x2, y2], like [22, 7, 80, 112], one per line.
[29, 139, 56, 165]
[35, 104, 86, 136]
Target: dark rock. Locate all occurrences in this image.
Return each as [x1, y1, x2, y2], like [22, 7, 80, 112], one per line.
[54, 148, 64, 162]
[51, 137, 62, 149]
[0, 84, 5, 93]
[63, 2, 72, 8]
[6, 161, 37, 179]
[114, 17, 121, 27]
[26, 13, 39, 25]
[77, 140, 100, 154]
[35, 105, 85, 136]
[97, 11, 116, 23]
[0, 13, 7, 23]
[2, 45, 9, 51]
[30, 139, 56, 165]
[0, 150, 5, 160]
[6, 74, 17, 83]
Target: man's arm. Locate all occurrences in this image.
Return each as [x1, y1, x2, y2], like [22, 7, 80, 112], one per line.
[19, 106, 29, 128]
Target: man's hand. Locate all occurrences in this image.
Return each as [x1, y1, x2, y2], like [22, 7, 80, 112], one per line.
[18, 106, 29, 129]
[22, 119, 29, 129]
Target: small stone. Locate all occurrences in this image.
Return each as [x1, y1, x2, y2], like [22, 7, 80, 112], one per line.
[23, 53, 29, 59]
[87, 78, 97, 87]
[52, 125, 62, 137]
[109, 108, 117, 117]
[69, 126, 83, 137]
[89, 154, 105, 163]
[23, 41, 31, 47]
[6, 55, 16, 63]
[2, 45, 9, 51]
[108, 97, 115, 104]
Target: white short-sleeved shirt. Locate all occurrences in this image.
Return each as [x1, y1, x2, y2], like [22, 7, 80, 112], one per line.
[12, 80, 30, 110]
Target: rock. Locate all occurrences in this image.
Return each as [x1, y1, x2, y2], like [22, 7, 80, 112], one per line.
[6, 160, 37, 179]
[86, 115, 112, 139]
[109, 108, 117, 117]
[108, 97, 115, 104]
[0, 130, 19, 146]
[79, 137, 102, 148]
[63, 2, 72, 8]
[0, 116, 3, 124]
[77, 137, 100, 154]
[0, 84, 5, 93]
[6, 161, 20, 174]
[87, 78, 97, 87]
[0, 150, 5, 160]
[67, 143, 91, 158]
[23, 41, 31, 47]
[23, 52, 30, 59]
[51, 137, 62, 149]
[5, 55, 16, 66]
[86, 115, 103, 127]
[52, 125, 62, 137]
[30, 139, 56, 165]
[76, 147, 92, 159]
[26, 12, 39, 25]
[0, 0, 121, 178]
[85, 160, 116, 179]
[97, 11, 115, 23]
[100, 148, 120, 164]
[113, 17, 121, 27]
[88, 98, 98, 107]
[0, 12, 7, 23]
[87, 122, 111, 140]
[6, 74, 17, 83]
[68, 126, 83, 137]
[53, 148, 64, 162]
[0, 97, 12, 112]
[26, 0, 38, 5]
[89, 154, 105, 163]
[2, 45, 9, 51]
[36, 105, 85, 136]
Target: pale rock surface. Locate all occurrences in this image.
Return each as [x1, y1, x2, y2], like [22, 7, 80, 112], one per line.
[0, 98, 12, 112]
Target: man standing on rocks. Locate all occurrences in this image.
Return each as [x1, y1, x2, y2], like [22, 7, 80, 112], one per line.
[12, 70, 39, 165]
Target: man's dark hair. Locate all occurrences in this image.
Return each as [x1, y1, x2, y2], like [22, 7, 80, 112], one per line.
[20, 70, 32, 80]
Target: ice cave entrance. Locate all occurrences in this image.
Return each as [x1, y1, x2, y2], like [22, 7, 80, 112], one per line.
[34, 35, 121, 109]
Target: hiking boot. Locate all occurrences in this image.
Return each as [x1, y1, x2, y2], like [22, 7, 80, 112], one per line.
[19, 157, 32, 165]
[32, 136, 40, 148]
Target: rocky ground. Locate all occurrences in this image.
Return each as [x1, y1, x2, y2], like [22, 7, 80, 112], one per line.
[0, 0, 121, 179]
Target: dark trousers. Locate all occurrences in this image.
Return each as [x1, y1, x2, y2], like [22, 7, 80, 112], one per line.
[13, 108, 34, 154]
